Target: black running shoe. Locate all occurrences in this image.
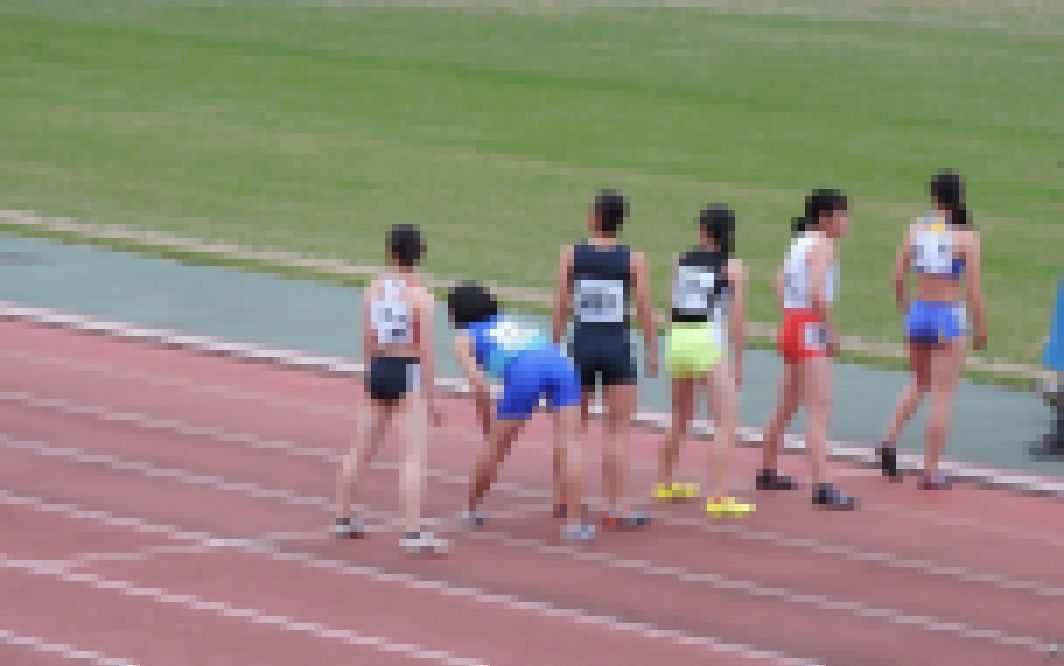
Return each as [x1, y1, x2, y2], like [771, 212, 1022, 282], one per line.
[812, 484, 858, 510]
[878, 443, 900, 480]
[756, 468, 799, 491]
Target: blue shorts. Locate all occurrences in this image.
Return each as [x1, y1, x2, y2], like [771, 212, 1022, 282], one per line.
[905, 301, 967, 344]
[498, 348, 581, 421]
[569, 325, 637, 389]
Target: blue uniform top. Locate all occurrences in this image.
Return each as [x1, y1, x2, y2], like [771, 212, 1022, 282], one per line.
[467, 315, 553, 381]
[1045, 279, 1064, 372]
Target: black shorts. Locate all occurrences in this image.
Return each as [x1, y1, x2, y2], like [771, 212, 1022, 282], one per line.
[365, 356, 420, 404]
[569, 326, 637, 389]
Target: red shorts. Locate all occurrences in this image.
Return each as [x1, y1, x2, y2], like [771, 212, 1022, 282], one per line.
[778, 309, 830, 363]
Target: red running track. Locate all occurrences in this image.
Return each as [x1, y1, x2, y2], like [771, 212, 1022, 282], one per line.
[0, 318, 1061, 666]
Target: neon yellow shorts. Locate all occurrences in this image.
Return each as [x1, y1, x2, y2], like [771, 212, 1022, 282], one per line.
[667, 322, 723, 378]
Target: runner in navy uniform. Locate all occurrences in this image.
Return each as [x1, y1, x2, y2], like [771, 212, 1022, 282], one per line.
[553, 190, 657, 528]
[334, 224, 447, 555]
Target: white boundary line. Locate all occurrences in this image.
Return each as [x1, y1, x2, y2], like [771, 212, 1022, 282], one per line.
[1, 433, 1059, 656]
[0, 490, 823, 666]
[0, 628, 140, 666]
[1, 300, 1061, 498]
[0, 557, 488, 666]
[6, 387, 1064, 581]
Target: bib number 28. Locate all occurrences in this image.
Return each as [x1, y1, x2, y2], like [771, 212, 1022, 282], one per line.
[575, 279, 625, 323]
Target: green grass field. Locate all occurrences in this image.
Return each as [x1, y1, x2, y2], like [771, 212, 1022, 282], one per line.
[1, 1, 1061, 365]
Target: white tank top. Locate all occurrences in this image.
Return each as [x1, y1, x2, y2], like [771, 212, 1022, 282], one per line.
[782, 235, 837, 310]
[370, 278, 414, 345]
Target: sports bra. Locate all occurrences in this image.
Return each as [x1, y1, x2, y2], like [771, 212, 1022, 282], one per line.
[369, 278, 414, 345]
[911, 216, 966, 279]
[467, 315, 552, 381]
[782, 234, 837, 311]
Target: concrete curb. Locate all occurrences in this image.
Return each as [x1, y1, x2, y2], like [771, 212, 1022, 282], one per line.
[2, 299, 1061, 500]
[0, 209, 1048, 382]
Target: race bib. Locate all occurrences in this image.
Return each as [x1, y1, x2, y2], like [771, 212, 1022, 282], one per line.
[913, 228, 953, 274]
[371, 297, 413, 344]
[804, 321, 828, 350]
[574, 279, 625, 323]
[672, 266, 715, 313]
[489, 319, 539, 352]
[783, 267, 806, 308]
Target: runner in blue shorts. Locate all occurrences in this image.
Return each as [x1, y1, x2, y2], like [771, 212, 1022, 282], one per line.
[879, 171, 988, 490]
[449, 281, 596, 542]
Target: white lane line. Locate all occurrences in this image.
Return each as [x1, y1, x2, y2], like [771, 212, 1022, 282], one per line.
[0, 557, 487, 666]
[1, 434, 1058, 655]
[0, 628, 139, 666]
[0, 490, 821, 666]
[5, 388, 1064, 594]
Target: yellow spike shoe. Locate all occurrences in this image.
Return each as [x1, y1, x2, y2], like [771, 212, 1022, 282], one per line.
[706, 496, 756, 518]
[655, 482, 701, 503]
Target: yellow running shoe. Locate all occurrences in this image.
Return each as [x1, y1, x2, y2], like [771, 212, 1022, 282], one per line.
[655, 482, 701, 503]
[706, 496, 756, 518]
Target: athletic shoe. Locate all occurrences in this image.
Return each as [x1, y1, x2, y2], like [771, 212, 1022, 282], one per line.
[812, 484, 858, 510]
[333, 517, 365, 539]
[561, 523, 597, 542]
[655, 482, 701, 503]
[756, 469, 799, 491]
[705, 496, 756, 518]
[553, 503, 589, 519]
[1029, 437, 1064, 459]
[461, 508, 486, 528]
[400, 531, 450, 555]
[918, 473, 952, 490]
[878, 442, 901, 480]
[602, 510, 651, 530]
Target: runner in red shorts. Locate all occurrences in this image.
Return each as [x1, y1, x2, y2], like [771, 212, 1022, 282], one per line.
[757, 189, 857, 509]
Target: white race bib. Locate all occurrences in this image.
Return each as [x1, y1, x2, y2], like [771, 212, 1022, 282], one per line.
[672, 265, 715, 313]
[913, 228, 953, 274]
[489, 319, 537, 352]
[574, 279, 625, 323]
[371, 285, 413, 344]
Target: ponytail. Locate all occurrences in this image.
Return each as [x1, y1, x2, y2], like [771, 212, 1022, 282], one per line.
[793, 188, 847, 236]
[929, 170, 970, 226]
[700, 204, 736, 258]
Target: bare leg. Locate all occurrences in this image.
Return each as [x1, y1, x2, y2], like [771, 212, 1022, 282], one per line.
[554, 406, 584, 526]
[884, 343, 931, 445]
[403, 391, 428, 534]
[924, 341, 964, 476]
[335, 400, 393, 521]
[706, 362, 738, 499]
[468, 419, 526, 511]
[602, 382, 636, 512]
[659, 377, 695, 487]
[804, 355, 833, 487]
[761, 362, 803, 470]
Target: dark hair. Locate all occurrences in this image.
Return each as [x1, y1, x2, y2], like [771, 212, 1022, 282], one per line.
[387, 223, 425, 267]
[447, 280, 499, 329]
[929, 170, 969, 226]
[792, 188, 848, 235]
[593, 189, 628, 236]
[699, 204, 736, 258]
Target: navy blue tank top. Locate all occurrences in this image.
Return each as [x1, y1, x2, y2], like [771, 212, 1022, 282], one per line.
[571, 241, 632, 329]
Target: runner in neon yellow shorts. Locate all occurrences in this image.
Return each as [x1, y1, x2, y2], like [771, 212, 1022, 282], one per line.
[657, 205, 754, 518]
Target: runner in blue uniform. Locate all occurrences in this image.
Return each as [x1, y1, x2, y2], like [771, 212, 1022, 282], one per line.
[879, 171, 987, 489]
[449, 281, 596, 542]
[553, 190, 657, 529]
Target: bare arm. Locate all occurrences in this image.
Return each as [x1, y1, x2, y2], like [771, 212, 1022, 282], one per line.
[728, 259, 746, 384]
[808, 239, 837, 347]
[774, 264, 786, 312]
[452, 334, 493, 439]
[416, 289, 440, 423]
[362, 283, 377, 364]
[894, 225, 912, 312]
[632, 251, 659, 377]
[965, 231, 988, 350]
[552, 246, 573, 345]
